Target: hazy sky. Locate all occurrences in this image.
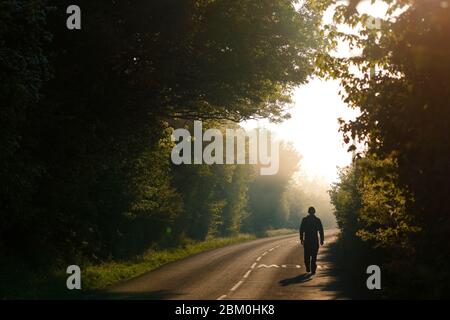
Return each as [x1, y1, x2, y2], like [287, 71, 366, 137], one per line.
[243, 79, 358, 183]
[242, 1, 391, 184]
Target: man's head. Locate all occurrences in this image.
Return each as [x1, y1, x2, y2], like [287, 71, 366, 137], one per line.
[308, 206, 316, 215]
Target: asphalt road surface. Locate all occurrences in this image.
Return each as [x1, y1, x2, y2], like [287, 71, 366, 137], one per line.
[103, 229, 347, 300]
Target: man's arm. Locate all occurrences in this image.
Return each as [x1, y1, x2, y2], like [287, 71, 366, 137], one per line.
[318, 219, 324, 245]
[299, 218, 305, 245]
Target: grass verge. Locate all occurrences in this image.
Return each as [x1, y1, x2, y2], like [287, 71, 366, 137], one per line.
[2, 230, 297, 298]
[83, 234, 256, 292]
[265, 228, 296, 237]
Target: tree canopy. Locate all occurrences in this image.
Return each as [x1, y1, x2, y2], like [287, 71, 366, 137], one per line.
[323, 0, 450, 297]
[0, 0, 320, 298]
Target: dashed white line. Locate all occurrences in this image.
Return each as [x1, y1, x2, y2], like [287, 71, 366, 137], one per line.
[217, 243, 283, 299]
[243, 270, 252, 278]
[230, 280, 243, 292]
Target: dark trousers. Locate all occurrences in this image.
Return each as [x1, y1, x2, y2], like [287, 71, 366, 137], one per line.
[304, 244, 319, 273]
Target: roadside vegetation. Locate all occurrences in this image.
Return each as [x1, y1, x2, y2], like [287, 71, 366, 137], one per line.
[320, 0, 450, 298]
[3, 0, 446, 300]
[0, 0, 323, 298]
[2, 231, 305, 299]
[83, 234, 257, 292]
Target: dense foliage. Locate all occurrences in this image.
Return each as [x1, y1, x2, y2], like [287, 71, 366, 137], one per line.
[323, 0, 450, 297]
[0, 0, 321, 297]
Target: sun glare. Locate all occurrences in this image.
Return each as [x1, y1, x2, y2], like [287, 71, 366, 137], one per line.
[242, 0, 391, 184]
[243, 79, 359, 183]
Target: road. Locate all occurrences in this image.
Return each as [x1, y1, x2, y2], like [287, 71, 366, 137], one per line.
[102, 229, 347, 300]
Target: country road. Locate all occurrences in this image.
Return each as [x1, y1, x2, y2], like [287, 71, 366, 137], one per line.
[101, 229, 348, 300]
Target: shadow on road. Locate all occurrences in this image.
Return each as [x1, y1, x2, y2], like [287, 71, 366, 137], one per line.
[279, 273, 313, 286]
[277, 236, 367, 299]
[291, 239, 376, 299]
[318, 240, 381, 299]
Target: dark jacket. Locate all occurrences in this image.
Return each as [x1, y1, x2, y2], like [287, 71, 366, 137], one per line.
[300, 215, 324, 247]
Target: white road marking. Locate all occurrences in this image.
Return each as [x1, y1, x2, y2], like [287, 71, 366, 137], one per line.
[257, 264, 280, 268]
[219, 241, 283, 297]
[230, 280, 243, 292]
[281, 264, 302, 268]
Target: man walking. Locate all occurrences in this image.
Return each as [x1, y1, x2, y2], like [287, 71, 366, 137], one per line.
[300, 207, 324, 274]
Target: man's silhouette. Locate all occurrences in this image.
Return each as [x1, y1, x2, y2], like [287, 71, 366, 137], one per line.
[300, 206, 324, 274]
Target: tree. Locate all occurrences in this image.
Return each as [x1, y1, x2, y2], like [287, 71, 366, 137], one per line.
[1, 0, 320, 297]
[317, 0, 450, 297]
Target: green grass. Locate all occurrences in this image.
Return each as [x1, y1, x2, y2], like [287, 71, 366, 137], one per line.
[83, 234, 256, 292]
[1, 230, 296, 298]
[265, 228, 297, 237]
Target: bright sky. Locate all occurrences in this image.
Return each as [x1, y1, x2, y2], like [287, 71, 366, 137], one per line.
[242, 1, 392, 184]
[243, 79, 358, 183]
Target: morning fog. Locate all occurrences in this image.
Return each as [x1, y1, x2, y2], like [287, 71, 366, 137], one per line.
[171, 121, 279, 175]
